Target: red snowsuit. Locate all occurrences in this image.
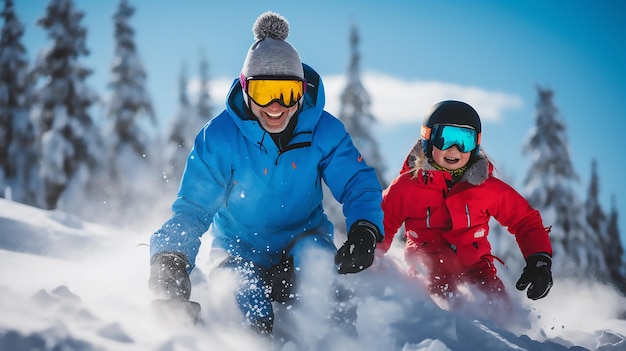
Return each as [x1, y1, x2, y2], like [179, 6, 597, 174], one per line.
[379, 144, 552, 301]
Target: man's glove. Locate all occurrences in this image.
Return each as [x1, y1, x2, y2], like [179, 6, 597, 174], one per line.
[515, 253, 553, 300]
[149, 252, 192, 301]
[335, 220, 382, 274]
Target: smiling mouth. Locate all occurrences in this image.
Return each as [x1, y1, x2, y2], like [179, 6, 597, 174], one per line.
[444, 157, 460, 163]
[266, 111, 283, 120]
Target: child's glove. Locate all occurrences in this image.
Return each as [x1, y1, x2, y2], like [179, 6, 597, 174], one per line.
[515, 253, 553, 300]
[335, 220, 381, 274]
[149, 252, 192, 301]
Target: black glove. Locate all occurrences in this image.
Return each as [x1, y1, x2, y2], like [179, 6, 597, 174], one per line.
[335, 220, 381, 274]
[149, 252, 192, 301]
[516, 253, 553, 300]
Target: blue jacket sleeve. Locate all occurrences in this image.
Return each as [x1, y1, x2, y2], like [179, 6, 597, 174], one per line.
[150, 120, 231, 270]
[317, 113, 384, 238]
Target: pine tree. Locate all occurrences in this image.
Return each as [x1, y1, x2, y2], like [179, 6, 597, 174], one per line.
[163, 62, 196, 185]
[605, 196, 626, 292]
[325, 24, 389, 238]
[163, 52, 213, 187]
[585, 159, 606, 234]
[337, 24, 387, 187]
[89, 0, 160, 223]
[105, 0, 156, 174]
[31, 0, 100, 210]
[0, 0, 38, 205]
[197, 49, 212, 122]
[583, 159, 612, 282]
[523, 86, 606, 279]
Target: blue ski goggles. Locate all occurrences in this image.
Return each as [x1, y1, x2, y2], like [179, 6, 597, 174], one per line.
[421, 124, 480, 153]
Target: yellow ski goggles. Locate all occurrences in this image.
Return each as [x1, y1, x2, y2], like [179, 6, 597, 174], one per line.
[240, 73, 305, 108]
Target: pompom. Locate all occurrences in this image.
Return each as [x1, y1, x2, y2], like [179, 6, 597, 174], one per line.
[252, 11, 289, 41]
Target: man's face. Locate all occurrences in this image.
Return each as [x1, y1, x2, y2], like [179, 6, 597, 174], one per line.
[250, 100, 299, 133]
[243, 76, 304, 133]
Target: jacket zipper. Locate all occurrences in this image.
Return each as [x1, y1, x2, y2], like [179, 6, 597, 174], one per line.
[465, 204, 471, 227]
[275, 141, 312, 165]
[426, 207, 431, 228]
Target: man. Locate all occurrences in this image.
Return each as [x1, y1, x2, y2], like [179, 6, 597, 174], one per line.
[149, 11, 384, 335]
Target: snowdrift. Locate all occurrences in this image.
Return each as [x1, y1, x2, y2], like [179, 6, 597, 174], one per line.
[0, 198, 624, 350]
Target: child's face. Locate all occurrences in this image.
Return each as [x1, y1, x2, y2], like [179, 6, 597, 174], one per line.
[431, 145, 471, 170]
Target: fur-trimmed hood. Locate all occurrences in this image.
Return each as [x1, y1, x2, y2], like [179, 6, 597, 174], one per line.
[401, 141, 492, 186]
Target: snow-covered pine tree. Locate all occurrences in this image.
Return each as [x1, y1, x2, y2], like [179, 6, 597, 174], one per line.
[337, 24, 387, 188]
[96, 0, 159, 223]
[585, 159, 605, 233]
[605, 196, 626, 292]
[31, 0, 100, 210]
[163, 62, 197, 186]
[523, 86, 607, 279]
[583, 159, 614, 282]
[0, 0, 39, 205]
[197, 49, 212, 123]
[106, 0, 156, 168]
[325, 24, 388, 239]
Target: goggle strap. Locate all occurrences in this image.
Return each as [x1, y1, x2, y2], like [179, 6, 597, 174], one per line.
[239, 72, 247, 91]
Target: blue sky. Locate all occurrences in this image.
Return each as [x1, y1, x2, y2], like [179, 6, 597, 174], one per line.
[13, 0, 626, 244]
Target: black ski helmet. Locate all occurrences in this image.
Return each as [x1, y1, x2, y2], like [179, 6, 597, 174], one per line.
[420, 100, 482, 157]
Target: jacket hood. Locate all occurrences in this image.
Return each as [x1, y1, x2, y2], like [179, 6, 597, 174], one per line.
[402, 141, 491, 186]
[224, 63, 325, 151]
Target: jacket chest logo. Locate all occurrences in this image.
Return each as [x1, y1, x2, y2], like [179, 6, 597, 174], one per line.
[473, 228, 486, 238]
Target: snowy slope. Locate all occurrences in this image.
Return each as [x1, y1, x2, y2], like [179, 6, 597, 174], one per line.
[0, 198, 625, 351]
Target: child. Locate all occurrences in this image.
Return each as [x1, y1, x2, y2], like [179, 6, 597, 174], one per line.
[377, 100, 553, 310]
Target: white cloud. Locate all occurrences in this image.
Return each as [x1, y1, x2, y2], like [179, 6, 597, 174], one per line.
[206, 72, 523, 126]
[324, 72, 523, 125]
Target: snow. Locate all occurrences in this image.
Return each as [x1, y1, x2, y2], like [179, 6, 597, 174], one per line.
[1, 197, 625, 351]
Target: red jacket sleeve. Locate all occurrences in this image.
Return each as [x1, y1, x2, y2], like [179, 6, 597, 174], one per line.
[487, 178, 553, 258]
[379, 174, 412, 252]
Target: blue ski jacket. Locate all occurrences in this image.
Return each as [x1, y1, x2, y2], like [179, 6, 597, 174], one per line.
[150, 64, 384, 270]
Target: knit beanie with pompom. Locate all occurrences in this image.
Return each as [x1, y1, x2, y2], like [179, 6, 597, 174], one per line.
[241, 11, 303, 79]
